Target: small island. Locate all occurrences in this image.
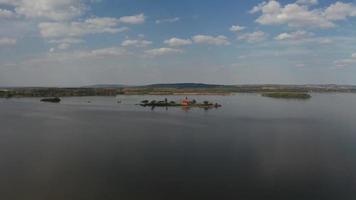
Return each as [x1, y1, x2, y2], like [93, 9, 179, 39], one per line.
[139, 97, 222, 109]
[261, 92, 311, 99]
[40, 97, 61, 103]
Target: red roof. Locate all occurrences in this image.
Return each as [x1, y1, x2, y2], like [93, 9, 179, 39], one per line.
[182, 98, 189, 105]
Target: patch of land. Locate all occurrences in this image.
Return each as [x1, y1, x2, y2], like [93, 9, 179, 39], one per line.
[0, 83, 355, 98]
[262, 92, 311, 99]
[40, 97, 61, 103]
[139, 99, 222, 109]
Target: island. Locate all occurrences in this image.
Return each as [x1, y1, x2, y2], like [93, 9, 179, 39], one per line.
[139, 97, 222, 109]
[40, 97, 61, 103]
[261, 92, 311, 99]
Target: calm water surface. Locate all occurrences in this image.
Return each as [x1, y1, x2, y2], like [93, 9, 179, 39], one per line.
[1, 94, 356, 200]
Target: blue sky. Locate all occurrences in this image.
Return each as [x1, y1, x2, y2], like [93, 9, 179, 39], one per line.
[0, 0, 356, 86]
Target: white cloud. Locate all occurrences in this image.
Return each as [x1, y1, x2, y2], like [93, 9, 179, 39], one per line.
[119, 13, 145, 24]
[86, 47, 128, 57]
[192, 35, 230, 45]
[352, 53, 356, 59]
[324, 2, 356, 20]
[229, 25, 245, 32]
[296, 0, 318, 6]
[0, 0, 20, 5]
[251, 1, 334, 28]
[145, 48, 183, 57]
[2, 0, 87, 21]
[238, 31, 267, 42]
[85, 17, 119, 26]
[0, 1, 146, 23]
[38, 14, 145, 38]
[121, 39, 152, 48]
[318, 38, 333, 44]
[49, 47, 128, 59]
[250, 2, 267, 14]
[0, 0, 15, 5]
[38, 17, 128, 38]
[156, 17, 180, 24]
[57, 43, 70, 50]
[0, 37, 17, 45]
[335, 52, 356, 66]
[0, 9, 16, 18]
[250, 0, 356, 29]
[275, 30, 314, 41]
[49, 38, 84, 50]
[164, 37, 192, 47]
[49, 38, 84, 44]
[27, 47, 129, 65]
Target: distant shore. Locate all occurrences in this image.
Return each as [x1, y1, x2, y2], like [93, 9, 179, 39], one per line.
[1, 84, 356, 98]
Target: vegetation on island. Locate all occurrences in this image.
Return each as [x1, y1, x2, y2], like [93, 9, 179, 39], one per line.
[261, 92, 311, 99]
[40, 97, 61, 103]
[139, 98, 222, 109]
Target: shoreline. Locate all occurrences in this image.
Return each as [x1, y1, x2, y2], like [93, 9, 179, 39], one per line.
[2, 85, 356, 98]
[2, 91, 356, 98]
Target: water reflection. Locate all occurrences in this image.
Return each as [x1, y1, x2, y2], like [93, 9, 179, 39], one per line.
[0, 94, 356, 200]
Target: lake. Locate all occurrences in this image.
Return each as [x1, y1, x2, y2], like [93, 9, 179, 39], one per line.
[0, 93, 356, 200]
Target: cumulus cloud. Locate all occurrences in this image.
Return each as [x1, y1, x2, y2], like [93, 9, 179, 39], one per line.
[0, 0, 86, 21]
[0, 0, 20, 4]
[57, 43, 70, 50]
[250, 0, 356, 29]
[0, 9, 16, 18]
[238, 31, 267, 42]
[335, 52, 356, 67]
[145, 48, 183, 57]
[48, 38, 84, 50]
[275, 30, 314, 41]
[250, 2, 267, 14]
[121, 39, 152, 47]
[0, 1, 146, 53]
[38, 17, 128, 38]
[251, 1, 333, 28]
[164, 37, 192, 47]
[49, 38, 84, 44]
[49, 47, 128, 59]
[85, 47, 128, 57]
[155, 17, 180, 24]
[318, 38, 333, 44]
[229, 25, 245, 32]
[324, 2, 356, 20]
[26, 47, 129, 66]
[119, 13, 145, 24]
[192, 35, 230, 45]
[296, 0, 318, 6]
[0, 37, 17, 45]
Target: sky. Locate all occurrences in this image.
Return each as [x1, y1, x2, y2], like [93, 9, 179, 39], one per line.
[1, 0, 356, 87]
